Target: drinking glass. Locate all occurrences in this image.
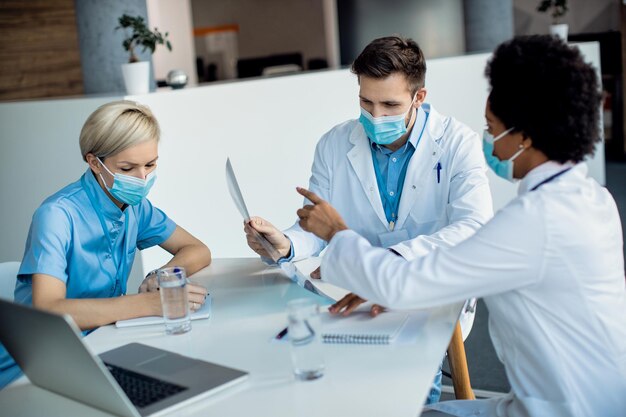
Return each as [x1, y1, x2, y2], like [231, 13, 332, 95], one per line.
[157, 267, 191, 335]
[287, 298, 325, 380]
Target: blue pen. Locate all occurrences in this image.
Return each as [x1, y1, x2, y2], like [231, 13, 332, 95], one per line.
[436, 162, 441, 184]
[275, 327, 288, 340]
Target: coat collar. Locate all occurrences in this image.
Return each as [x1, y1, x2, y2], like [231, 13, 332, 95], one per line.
[518, 160, 578, 196]
[81, 168, 126, 221]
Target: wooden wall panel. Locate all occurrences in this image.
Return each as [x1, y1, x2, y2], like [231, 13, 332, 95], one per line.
[0, 0, 83, 101]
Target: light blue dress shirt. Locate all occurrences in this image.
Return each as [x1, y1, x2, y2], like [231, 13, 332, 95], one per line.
[370, 107, 428, 226]
[0, 169, 176, 389]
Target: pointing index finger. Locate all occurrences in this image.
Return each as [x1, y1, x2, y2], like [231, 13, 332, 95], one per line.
[296, 187, 323, 204]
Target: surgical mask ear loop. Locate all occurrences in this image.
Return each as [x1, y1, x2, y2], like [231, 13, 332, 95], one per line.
[487, 127, 515, 145]
[509, 143, 526, 162]
[406, 94, 418, 125]
[95, 157, 114, 189]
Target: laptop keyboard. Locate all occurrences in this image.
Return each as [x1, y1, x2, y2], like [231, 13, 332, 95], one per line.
[105, 363, 188, 409]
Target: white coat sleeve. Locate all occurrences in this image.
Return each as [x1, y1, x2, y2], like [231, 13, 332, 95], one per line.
[282, 133, 333, 261]
[390, 131, 494, 260]
[321, 196, 546, 309]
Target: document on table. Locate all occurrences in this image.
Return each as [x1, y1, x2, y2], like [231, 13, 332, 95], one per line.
[274, 305, 432, 345]
[289, 257, 350, 302]
[115, 295, 212, 328]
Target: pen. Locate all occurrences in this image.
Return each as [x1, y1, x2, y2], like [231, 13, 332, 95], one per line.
[436, 162, 441, 184]
[275, 327, 288, 340]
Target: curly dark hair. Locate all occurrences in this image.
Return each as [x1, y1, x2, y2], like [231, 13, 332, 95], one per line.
[351, 36, 426, 94]
[485, 35, 602, 163]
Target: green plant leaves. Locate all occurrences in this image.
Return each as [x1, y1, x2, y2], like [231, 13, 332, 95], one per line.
[115, 14, 172, 63]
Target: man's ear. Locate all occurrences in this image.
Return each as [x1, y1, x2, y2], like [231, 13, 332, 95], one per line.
[414, 88, 427, 107]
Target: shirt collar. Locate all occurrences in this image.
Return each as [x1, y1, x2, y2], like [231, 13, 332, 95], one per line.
[518, 160, 576, 195]
[370, 107, 426, 154]
[81, 168, 125, 220]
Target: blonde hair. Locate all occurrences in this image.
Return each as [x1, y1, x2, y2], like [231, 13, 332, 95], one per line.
[79, 100, 160, 161]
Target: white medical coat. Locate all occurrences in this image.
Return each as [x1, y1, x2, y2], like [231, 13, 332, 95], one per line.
[283, 104, 494, 337]
[322, 161, 626, 417]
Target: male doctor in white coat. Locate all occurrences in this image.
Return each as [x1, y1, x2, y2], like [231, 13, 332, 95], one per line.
[293, 35, 626, 417]
[244, 36, 493, 404]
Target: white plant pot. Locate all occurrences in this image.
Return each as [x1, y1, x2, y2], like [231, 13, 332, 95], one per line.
[121, 61, 150, 95]
[550, 24, 568, 41]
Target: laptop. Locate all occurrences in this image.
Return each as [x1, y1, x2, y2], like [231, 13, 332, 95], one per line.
[0, 299, 248, 417]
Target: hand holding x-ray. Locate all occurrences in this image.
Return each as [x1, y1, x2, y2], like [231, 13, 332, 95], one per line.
[226, 158, 286, 262]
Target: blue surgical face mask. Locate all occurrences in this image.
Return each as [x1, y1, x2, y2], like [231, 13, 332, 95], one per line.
[359, 98, 415, 145]
[482, 128, 525, 182]
[97, 157, 156, 206]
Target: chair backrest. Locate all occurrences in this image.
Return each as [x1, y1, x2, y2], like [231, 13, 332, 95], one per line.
[0, 261, 20, 301]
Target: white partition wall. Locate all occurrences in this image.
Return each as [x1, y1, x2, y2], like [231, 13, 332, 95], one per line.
[132, 70, 359, 270]
[0, 43, 604, 280]
[0, 96, 122, 262]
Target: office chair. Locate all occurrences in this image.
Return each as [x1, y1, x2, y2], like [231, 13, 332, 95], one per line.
[446, 321, 475, 399]
[0, 261, 19, 301]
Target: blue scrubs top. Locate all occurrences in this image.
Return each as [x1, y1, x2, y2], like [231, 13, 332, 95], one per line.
[0, 169, 176, 389]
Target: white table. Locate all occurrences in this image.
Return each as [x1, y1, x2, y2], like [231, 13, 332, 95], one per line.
[0, 258, 461, 417]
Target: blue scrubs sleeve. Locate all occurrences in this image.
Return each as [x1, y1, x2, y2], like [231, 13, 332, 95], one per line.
[18, 203, 71, 284]
[135, 199, 176, 250]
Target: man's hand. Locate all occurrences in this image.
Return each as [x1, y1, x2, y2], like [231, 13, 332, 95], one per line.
[296, 187, 348, 242]
[329, 293, 386, 317]
[310, 267, 321, 279]
[244, 216, 292, 259]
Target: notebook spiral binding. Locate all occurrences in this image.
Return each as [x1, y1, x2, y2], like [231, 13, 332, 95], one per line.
[322, 334, 391, 344]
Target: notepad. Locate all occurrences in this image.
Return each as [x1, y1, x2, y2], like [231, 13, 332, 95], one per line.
[115, 295, 212, 328]
[320, 310, 409, 344]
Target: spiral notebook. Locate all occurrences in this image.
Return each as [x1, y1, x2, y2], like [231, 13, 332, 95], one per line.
[320, 310, 409, 345]
[115, 295, 212, 328]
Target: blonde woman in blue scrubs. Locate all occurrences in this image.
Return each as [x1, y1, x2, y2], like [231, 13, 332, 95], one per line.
[0, 100, 212, 388]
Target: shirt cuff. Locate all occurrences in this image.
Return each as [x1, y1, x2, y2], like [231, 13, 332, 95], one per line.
[277, 240, 295, 264]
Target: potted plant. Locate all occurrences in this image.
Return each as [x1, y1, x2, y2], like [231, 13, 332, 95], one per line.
[116, 14, 172, 94]
[537, 0, 569, 40]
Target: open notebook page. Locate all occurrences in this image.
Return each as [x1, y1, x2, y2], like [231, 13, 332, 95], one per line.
[115, 295, 212, 328]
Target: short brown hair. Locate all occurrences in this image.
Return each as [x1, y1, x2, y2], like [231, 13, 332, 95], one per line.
[351, 36, 426, 94]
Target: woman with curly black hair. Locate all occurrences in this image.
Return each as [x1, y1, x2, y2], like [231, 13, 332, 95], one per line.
[294, 35, 626, 417]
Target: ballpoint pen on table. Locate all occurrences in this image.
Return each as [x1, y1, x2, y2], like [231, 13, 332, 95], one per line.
[275, 327, 288, 340]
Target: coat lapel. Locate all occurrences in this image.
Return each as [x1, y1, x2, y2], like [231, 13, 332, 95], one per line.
[347, 125, 389, 228]
[395, 105, 445, 229]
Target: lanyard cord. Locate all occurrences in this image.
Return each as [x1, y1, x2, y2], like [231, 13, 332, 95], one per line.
[530, 167, 572, 191]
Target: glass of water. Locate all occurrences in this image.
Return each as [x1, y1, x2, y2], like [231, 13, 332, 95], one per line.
[157, 267, 191, 335]
[287, 298, 325, 381]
